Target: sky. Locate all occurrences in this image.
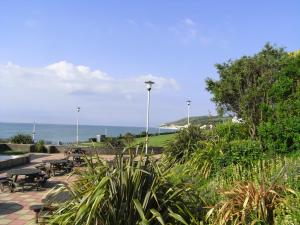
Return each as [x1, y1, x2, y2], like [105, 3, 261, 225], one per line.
[0, 0, 299, 127]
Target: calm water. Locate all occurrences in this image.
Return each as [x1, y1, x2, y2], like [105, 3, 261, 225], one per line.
[0, 122, 175, 144]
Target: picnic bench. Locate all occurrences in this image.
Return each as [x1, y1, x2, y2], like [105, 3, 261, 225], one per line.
[6, 168, 47, 192]
[42, 159, 73, 176]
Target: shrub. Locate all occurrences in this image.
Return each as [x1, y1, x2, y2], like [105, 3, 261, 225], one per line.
[88, 137, 97, 142]
[10, 133, 33, 144]
[259, 115, 300, 154]
[35, 140, 46, 153]
[214, 121, 249, 142]
[204, 156, 300, 225]
[222, 139, 262, 166]
[103, 137, 125, 149]
[47, 154, 203, 225]
[0, 138, 9, 143]
[187, 139, 262, 179]
[207, 181, 292, 225]
[164, 125, 207, 164]
[123, 132, 135, 147]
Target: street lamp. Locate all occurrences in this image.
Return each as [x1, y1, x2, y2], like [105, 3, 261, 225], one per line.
[32, 121, 36, 143]
[76, 106, 80, 145]
[145, 80, 154, 154]
[186, 100, 191, 126]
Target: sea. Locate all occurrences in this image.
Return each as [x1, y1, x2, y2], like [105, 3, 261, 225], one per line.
[0, 122, 175, 144]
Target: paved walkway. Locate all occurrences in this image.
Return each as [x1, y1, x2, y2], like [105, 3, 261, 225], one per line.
[0, 153, 114, 225]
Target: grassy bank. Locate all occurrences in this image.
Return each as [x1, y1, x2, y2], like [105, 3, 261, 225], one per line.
[134, 133, 175, 147]
[80, 133, 176, 148]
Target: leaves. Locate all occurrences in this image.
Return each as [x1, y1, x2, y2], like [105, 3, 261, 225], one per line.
[47, 154, 195, 225]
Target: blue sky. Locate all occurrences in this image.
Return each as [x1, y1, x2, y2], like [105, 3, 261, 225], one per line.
[0, 0, 299, 127]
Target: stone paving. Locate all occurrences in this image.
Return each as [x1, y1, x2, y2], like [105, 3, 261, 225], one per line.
[0, 153, 115, 225]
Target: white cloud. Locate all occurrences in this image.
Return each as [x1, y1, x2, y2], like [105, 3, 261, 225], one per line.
[184, 18, 196, 26]
[169, 18, 212, 45]
[0, 61, 179, 96]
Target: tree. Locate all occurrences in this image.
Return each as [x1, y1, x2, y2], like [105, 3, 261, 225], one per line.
[206, 43, 287, 137]
[258, 51, 300, 153]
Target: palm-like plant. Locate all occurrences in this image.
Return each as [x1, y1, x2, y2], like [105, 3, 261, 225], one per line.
[47, 154, 198, 225]
[205, 160, 297, 225]
[206, 180, 292, 225]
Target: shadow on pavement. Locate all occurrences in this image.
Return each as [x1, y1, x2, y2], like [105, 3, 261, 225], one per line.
[0, 202, 23, 215]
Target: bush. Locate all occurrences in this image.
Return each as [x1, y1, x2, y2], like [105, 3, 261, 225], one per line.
[214, 121, 249, 141]
[207, 180, 293, 225]
[0, 138, 9, 143]
[48, 154, 203, 224]
[35, 140, 46, 153]
[222, 139, 262, 166]
[259, 114, 300, 154]
[187, 139, 262, 179]
[10, 134, 33, 144]
[164, 125, 206, 164]
[88, 137, 97, 142]
[123, 132, 135, 147]
[103, 137, 125, 149]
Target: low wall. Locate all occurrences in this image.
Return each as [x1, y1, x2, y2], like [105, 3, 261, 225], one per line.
[0, 143, 165, 155]
[49, 145, 164, 155]
[0, 154, 31, 171]
[0, 144, 35, 153]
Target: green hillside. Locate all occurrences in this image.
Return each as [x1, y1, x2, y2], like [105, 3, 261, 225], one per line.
[163, 116, 231, 126]
[162, 115, 230, 126]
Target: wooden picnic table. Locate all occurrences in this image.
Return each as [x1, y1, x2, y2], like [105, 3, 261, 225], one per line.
[42, 159, 72, 176]
[7, 168, 43, 192]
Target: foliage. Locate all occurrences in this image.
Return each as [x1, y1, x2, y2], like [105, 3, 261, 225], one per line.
[10, 133, 33, 144]
[103, 137, 125, 149]
[164, 126, 206, 164]
[88, 137, 97, 142]
[207, 181, 292, 225]
[205, 155, 300, 225]
[35, 140, 46, 153]
[48, 154, 203, 225]
[0, 138, 9, 143]
[186, 138, 262, 180]
[258, 52, 300, 154]
[123, 132, 135, 147]
[214, 121, 248, 142]
[206, 43, 287, 137]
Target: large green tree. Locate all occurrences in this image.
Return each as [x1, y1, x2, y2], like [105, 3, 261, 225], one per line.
[206, 44, 287, 137]
[258, 51, 300, 153]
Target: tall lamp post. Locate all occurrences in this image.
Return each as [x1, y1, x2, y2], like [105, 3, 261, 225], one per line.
[145, 80, 154, 155]
[32, 121, 36, 143]
[186, 100, 191, 126]
[76, 106, 80, 145]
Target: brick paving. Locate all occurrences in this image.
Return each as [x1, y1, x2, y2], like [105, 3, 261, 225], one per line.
[0, 153, 115, 225]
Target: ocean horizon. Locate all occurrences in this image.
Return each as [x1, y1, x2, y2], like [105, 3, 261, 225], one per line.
[0, 122, 175, 144]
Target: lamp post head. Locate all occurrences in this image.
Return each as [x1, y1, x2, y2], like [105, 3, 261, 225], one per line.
[186, 100, 191, 106]
[145, 80, 155, 91]
[76, 106, 80, 112]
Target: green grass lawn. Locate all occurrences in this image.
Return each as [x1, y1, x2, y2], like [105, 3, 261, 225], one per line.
[81, 133, 176, 148]
[134, 133, 176, 147]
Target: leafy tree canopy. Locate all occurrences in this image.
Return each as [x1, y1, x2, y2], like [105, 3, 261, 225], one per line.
[206, 43, 287, 137]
